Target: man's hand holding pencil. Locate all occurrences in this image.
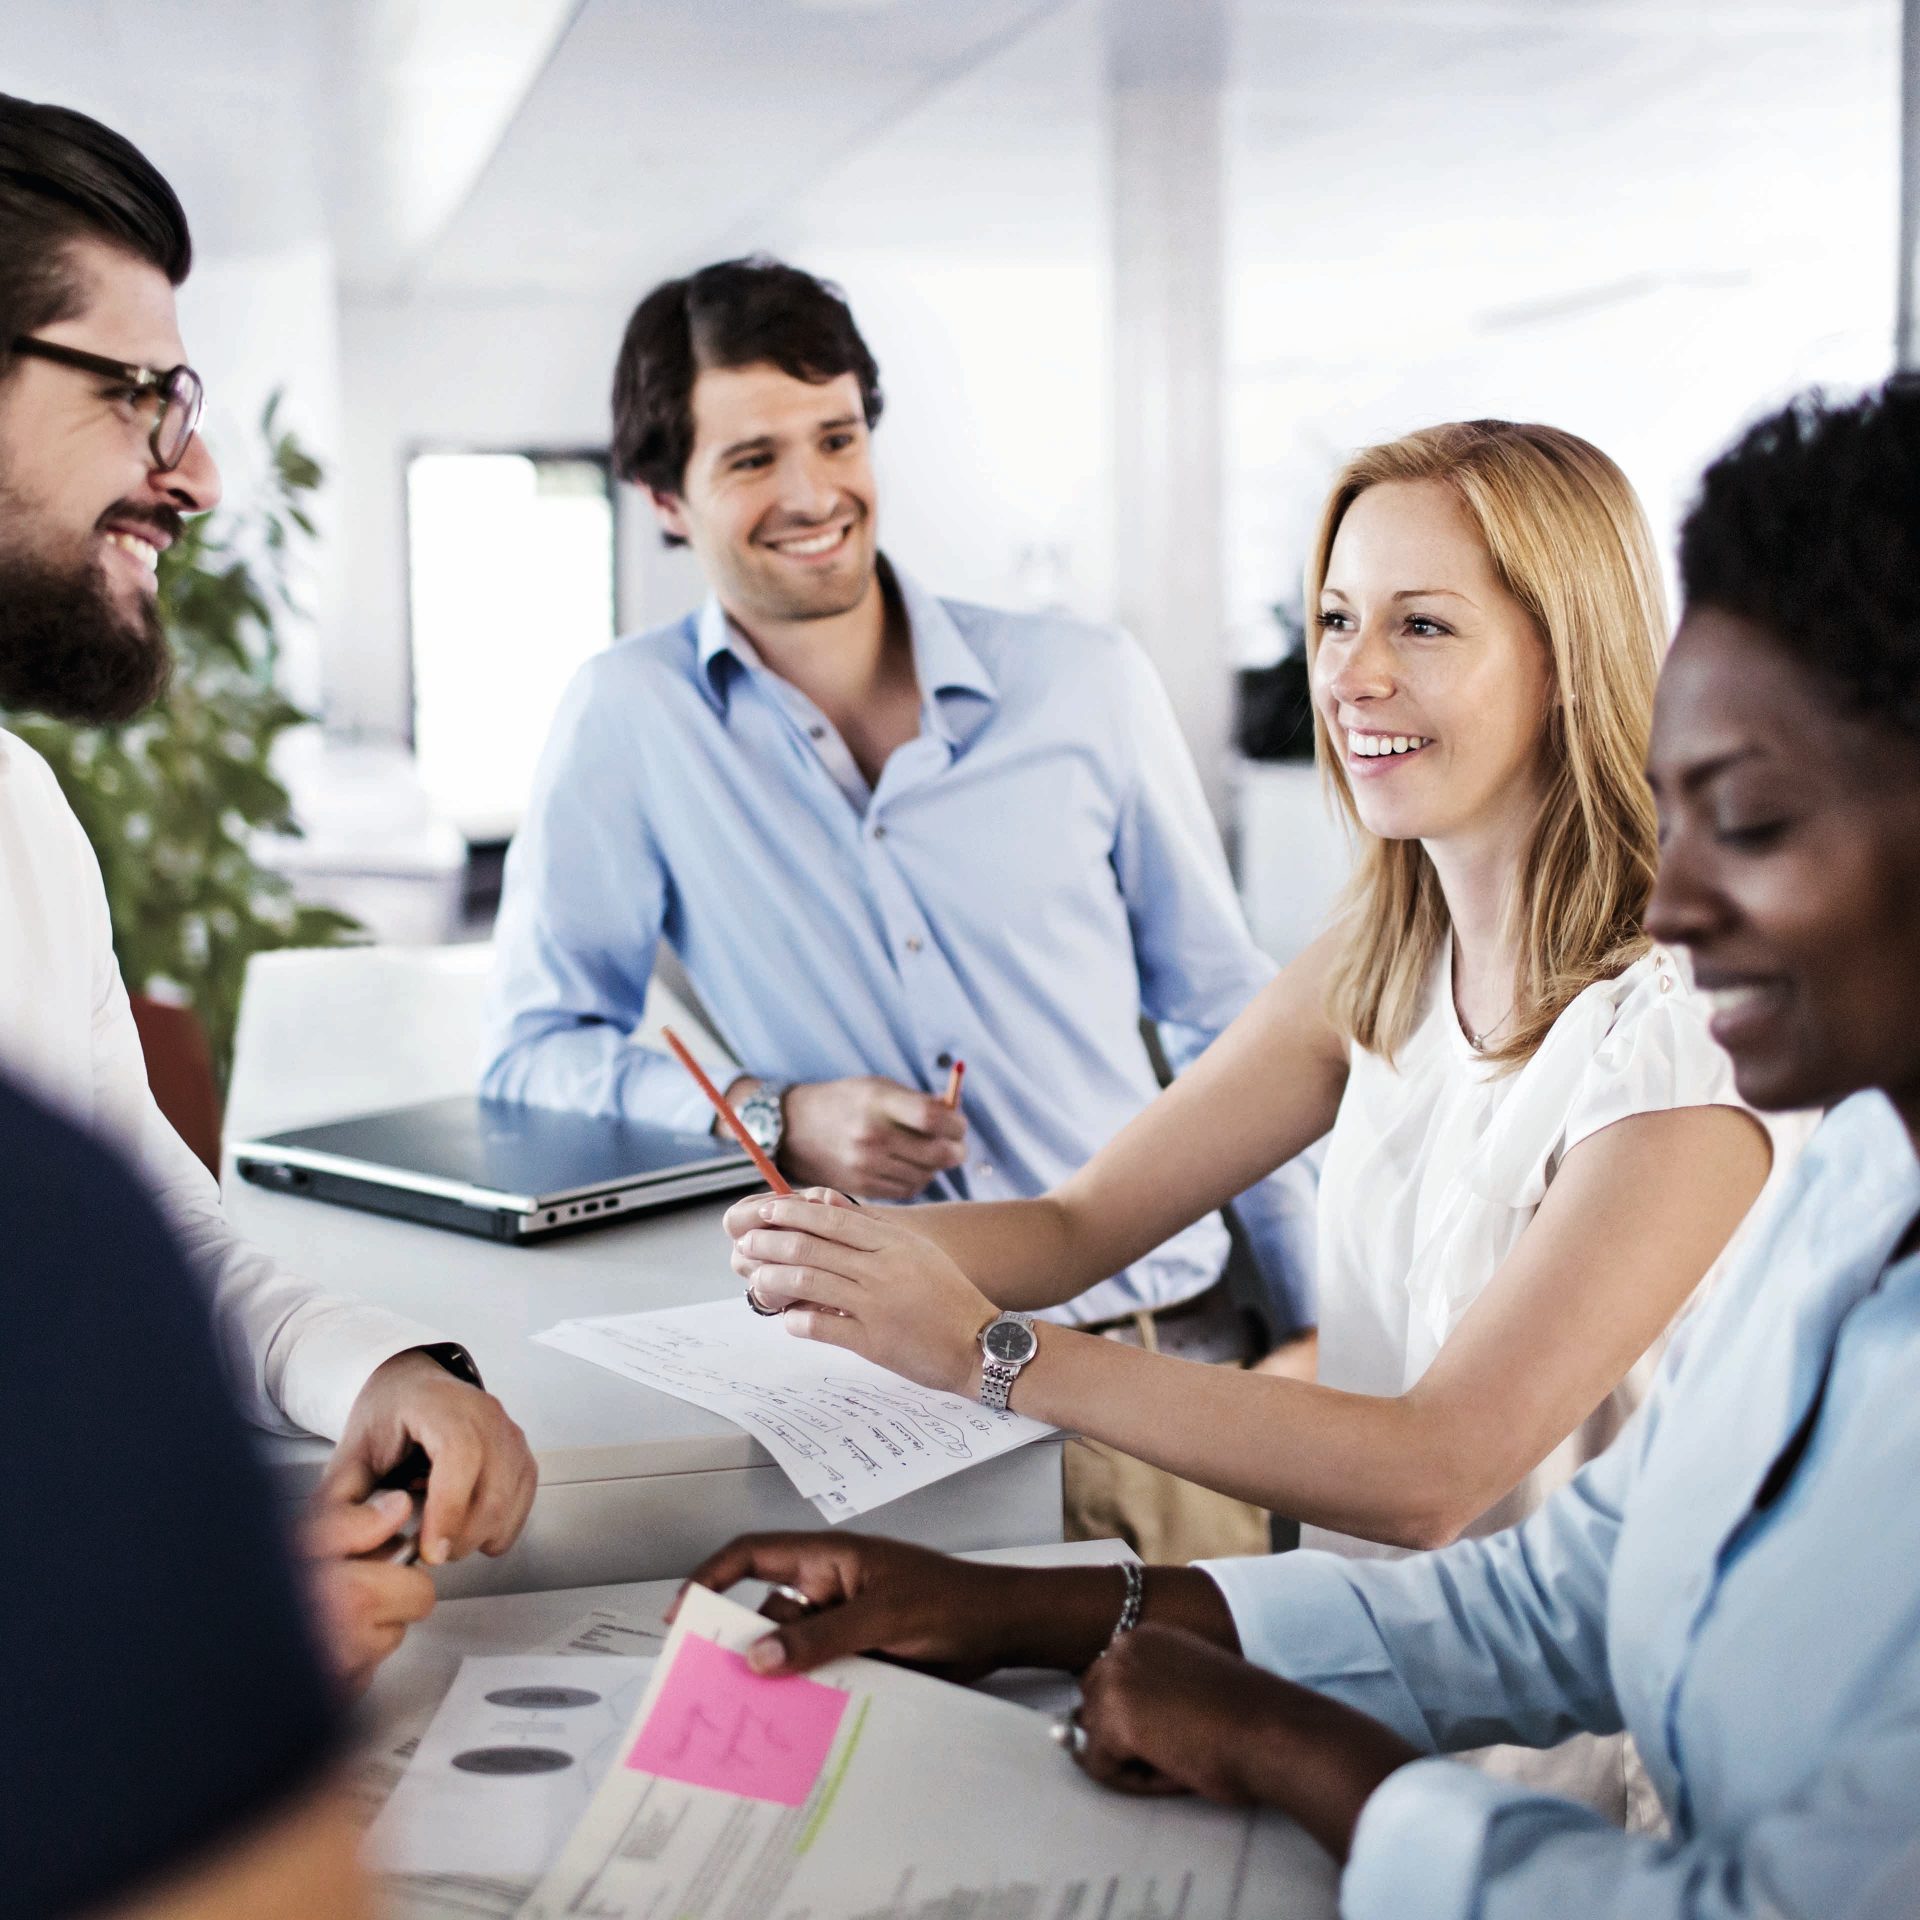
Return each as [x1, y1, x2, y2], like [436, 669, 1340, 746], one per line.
[663, 1027, 970, 1204]
[776, 1075, 967, 1200]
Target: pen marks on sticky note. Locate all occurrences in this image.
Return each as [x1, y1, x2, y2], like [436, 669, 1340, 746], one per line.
[626, 1635, 848, 1807]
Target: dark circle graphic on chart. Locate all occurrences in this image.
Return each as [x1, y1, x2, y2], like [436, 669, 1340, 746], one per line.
[484, 1685, 604, 1711]
[451, 1746, 576, 1775]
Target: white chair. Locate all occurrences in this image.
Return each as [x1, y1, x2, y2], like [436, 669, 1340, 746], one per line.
[223, 943, 738, 1145]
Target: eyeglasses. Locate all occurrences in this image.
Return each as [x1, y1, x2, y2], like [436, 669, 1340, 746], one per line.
[9, 336, 207, 472]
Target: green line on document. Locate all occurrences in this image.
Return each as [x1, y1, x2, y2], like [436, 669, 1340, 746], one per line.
[795, 1695, 872, 1856]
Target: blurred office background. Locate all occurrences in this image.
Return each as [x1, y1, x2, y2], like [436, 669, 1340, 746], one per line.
[5, 0, 1902, 979]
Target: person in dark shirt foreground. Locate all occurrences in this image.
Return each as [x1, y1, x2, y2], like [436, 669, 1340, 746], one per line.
[1, 1069, 368, 1919]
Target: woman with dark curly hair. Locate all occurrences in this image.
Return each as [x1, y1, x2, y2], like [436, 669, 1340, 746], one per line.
[682, 381, 1920, 1918]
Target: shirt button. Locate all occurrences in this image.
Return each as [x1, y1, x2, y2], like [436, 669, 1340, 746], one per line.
[936, 1051, 953, 1069]
[978, 1164, 995, 1179]
[904, 935, 923, 954]
[872, 824, 888, 841]
[808, 724, 826, 740]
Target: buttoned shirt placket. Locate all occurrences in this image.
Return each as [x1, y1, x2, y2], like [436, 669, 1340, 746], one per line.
[727, 641, 995, 1192]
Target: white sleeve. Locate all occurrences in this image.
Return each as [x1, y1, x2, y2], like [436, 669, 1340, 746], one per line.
[1560, 963, 1747, 1162]
[70, 804, 448, 1439]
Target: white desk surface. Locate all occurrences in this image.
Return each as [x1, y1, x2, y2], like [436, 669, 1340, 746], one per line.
[233, 1182, 821, 1486]
[230, 1180, 1063, 1594]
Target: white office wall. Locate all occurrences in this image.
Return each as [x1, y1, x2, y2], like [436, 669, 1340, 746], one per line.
[324, 0, 1900, 768]
[177, 240, 344, 716]
[331, 290, 706, 738]
[327, 0, 1110, 757]
[1222, 4, 1900, 657]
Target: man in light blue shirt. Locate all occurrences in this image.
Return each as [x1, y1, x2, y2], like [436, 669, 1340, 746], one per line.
[482, 256, 1313, 1338]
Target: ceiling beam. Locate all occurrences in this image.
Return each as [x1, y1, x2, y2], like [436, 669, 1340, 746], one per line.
[323, 0, 588, 296]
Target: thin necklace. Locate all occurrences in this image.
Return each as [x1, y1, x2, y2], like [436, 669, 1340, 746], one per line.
[1452, 941, 1515, 1051]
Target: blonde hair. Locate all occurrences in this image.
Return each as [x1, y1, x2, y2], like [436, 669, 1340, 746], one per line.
[1307, 419, 1666, 1070]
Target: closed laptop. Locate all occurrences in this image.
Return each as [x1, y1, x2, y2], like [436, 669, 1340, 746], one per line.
[232, 1094, 764, 1243]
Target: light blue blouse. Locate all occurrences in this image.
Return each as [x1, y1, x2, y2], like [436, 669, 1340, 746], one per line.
[1203, 1089, 1920, 1919]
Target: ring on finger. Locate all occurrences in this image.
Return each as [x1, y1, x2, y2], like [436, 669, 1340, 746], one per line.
[1049, 1711, 1090, 1759]
[765, 1581, 818, 1612]
[744, 1281, 783, 1317]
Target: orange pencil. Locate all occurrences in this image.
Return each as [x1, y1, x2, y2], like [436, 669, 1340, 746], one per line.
[660, 1026, 793, 1195]
[942, 1058, 967, 1109]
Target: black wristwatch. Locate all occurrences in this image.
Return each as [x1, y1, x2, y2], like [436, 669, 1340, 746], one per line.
[417, 1341, 483, 1389]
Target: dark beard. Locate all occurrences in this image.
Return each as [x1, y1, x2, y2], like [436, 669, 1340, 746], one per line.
[0, 542, 173, 725]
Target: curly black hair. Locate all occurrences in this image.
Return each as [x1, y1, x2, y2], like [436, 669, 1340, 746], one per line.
[1678, 381, 1920, 742]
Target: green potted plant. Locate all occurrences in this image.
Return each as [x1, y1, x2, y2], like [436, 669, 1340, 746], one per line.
[4, 393, 360, 1097]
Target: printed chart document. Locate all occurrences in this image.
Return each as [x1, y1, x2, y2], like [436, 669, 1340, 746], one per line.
[535, 1298, 1052, 1518]
[525, 1583, 1339, 1920]
[356, 1605, 668, 1920]
[366, 1655, 654, 1879]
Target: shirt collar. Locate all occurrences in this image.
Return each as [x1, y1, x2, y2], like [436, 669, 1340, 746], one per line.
[694, 556, 998, 743]
[1803, 1089, 1920, 1274]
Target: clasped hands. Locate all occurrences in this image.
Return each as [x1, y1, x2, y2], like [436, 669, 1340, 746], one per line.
[300, 1348, 538, 1694]
[725, 1187, 997, 1395]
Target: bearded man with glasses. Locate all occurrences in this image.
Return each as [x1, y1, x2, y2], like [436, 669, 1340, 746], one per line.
[0, 93, 537, 1696]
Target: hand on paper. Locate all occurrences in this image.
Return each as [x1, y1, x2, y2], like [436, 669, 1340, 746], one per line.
[728, 1193, 995, 1395]
[319, 1348, 537, 1566]
[1073, 1625, 1419, 1859]
[779, 1076, 967, 1201]
[674, 1532, 1027, 1682]
[301, 1488, 438, 1696]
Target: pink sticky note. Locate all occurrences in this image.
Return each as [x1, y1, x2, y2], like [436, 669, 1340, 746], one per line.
[625, 1634, 849, 1807]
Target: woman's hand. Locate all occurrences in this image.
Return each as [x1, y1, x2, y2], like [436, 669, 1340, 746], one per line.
[1071, 1626, 1420, 1860]
[726, 1190, 997, 1396]
[675, 1532, 1115, 1681]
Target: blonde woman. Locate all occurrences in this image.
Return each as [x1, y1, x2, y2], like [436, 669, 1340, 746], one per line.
[727, 424, 1785, 1676]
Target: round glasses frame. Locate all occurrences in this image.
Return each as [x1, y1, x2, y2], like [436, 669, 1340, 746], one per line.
[9, 335, 207, 472]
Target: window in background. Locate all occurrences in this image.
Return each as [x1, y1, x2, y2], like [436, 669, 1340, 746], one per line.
[407, 450, 616, 843]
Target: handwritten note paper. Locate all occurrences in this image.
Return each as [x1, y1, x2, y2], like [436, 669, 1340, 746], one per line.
[534, 1299, 1051, 1519]
[625, 1634, 846, 1806]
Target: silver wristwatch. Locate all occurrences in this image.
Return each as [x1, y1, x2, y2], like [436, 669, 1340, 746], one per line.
[978, 1312, 1039, 1411]
[736, 1080, 791, 1159]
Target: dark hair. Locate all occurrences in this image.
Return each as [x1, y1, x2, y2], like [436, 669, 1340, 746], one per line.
[1679, 381, 1920, 742]
[0, 95, 191, 380]
[611, 255, 882, 540]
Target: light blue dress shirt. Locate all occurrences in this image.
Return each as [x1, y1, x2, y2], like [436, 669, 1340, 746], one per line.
[482, 561, 1315, 1327]
[1202, 1089, 1920, 1918]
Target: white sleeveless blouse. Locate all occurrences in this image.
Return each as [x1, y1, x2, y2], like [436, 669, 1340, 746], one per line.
[1308, 943, 1794, 1559]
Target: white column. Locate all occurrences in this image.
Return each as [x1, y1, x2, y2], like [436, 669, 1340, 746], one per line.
[1106, 0, 1232, 817]
[1899, 0, 1920, 368]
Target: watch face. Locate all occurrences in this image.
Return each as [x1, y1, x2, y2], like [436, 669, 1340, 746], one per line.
[983, 1318, 1037, 1365]
[740, 1090, 782, 1152]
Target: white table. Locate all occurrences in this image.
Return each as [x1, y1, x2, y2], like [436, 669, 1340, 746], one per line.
[229, 1182, 1063, 1597]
